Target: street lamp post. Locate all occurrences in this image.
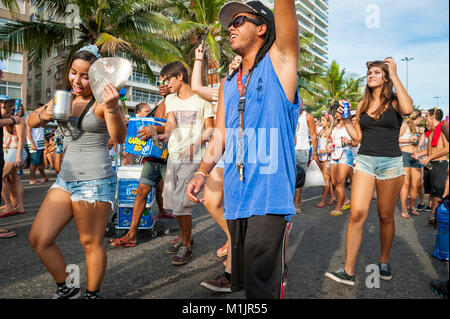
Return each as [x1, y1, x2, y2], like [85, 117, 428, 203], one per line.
[401, 57, 414, 92]
[433, 96, 441, 108]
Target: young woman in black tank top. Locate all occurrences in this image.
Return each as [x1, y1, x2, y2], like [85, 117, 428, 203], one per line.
[325, 58, 413, 286]
[26, 48, 126, 299]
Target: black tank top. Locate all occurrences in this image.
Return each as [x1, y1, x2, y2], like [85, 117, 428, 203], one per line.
[358, 102, 403, 157]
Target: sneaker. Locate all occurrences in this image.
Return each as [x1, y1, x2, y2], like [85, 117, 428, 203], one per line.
[416, 204, 426, 212]
[430, 279, 448, 299]
[172, 244, 192, 265]
[424, 205, 432, 212]
[82, 292, 100, 299]
[325, 268, 355, 286]
[200, 273, 232, 293]
[379, 263, 392, 280]
[50, 285, 81, 299]
[166, 236, 193, 254]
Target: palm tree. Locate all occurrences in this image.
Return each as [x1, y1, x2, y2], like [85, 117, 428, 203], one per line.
[156, 0, 231, 84]
[0, 0, 184, 79]
[297, 33, 325, 112]
[316, 60, 364, 117]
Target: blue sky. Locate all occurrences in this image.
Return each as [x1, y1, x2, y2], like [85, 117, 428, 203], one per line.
[328, 0, 449, 113]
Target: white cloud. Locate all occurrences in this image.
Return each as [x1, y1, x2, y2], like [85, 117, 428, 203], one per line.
[328, 0, 449, 111]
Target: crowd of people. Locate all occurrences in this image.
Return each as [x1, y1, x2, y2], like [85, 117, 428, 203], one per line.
[0, 0, 448, 300]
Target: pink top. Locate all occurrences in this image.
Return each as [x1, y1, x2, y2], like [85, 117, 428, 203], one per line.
[3, 126, 20, 149]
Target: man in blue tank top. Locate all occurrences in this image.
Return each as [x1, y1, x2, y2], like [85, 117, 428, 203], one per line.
[186, 0, 300, 298]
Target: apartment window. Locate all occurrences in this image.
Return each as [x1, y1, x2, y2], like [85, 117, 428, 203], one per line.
[0, 81, 22, 99]
[131, 89, 160, 105]
[0, 53, 23, 75]
[131, 70, 151, 84]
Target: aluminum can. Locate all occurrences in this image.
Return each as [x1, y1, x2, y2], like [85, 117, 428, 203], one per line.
[14, 98, 21, 115]
[342, 102, 350, 119]
[52, 90, 73, 121]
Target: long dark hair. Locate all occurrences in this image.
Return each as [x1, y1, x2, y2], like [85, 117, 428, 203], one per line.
[357, 60, 397, 121]
[227, 14, 276, 81]
[64, 50, 99, 91]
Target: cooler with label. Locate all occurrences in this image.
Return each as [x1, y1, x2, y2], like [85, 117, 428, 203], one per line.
[116, 165, 156, 230]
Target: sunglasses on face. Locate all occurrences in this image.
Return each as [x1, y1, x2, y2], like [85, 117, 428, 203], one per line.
[155, 79, 167, 87]
[228, 15, 262, 29]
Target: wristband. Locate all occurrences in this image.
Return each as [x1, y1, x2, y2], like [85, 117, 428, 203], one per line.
[195, 58, 203, 62]
[195, 168, 209, 178]
[108, 107, 121, 114]
[194, 171, 207, 179]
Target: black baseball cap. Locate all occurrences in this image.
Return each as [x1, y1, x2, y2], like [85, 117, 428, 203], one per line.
[218, 1, 275, 29]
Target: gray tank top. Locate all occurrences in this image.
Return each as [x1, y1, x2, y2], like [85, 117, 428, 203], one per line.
[59, 103, 113, 182]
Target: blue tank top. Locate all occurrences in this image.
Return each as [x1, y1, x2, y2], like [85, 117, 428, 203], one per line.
[223, 53, 301, 220]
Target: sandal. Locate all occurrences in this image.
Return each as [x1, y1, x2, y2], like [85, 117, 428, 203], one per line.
[410, 209, 420, 216]
[216, 243, 228, 258]
[0, 229, 17, 238]
[401, 212, 411, 218]
[109, 238, 137, 247]
[330, 210, 343, 216]
[316, 203, 326, 208]
[158, 211, 175, 219]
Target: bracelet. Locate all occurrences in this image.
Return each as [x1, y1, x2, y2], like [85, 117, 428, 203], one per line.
[195, 58, 203, 62]
[195, 168, 209, 178]
[194, 171, 207, 179]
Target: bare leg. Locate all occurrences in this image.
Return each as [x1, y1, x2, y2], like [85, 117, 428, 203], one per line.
[399, 167, 411, 217]
[375, 175, 404, 264]
[203, 167, 231, 273]
[409, 168, 422, 215]
[176, 215, 192, 248]
[332, 164, 352, 212]
[10, 173, 24, 212]
[28, 188, 73, 284]
[72, 200, 111, 292]
[344, 171, 375, 276]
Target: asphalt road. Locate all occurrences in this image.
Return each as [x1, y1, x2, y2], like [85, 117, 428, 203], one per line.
[0, 168, 447, 300]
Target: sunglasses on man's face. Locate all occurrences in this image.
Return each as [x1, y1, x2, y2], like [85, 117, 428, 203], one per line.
[228, 15, 262, 29]
[156, 79, 167, 87]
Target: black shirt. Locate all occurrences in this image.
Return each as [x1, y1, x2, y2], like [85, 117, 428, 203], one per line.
[358, 102, 403, 157]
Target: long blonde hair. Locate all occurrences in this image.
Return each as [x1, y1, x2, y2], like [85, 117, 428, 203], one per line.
[405, 110, 421, 135]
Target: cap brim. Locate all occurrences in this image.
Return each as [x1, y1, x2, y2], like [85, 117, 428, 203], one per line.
[218, 1, 259, 29]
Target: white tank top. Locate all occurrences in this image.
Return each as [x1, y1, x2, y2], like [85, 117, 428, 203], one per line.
[295, 112, 310, 150]
[399, 126, 413, 147]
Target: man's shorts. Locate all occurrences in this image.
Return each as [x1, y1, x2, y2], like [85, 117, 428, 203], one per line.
[423, 160, 448, 198]
[139, 160, 166, 187]
[30, 150, 45, 166]
[162, 156, 198, 216]
[227, 214, 288, 299]
[354, 154, 405, 180]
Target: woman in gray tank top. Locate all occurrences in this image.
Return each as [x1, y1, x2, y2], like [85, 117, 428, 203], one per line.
[26, 47, 126, 299]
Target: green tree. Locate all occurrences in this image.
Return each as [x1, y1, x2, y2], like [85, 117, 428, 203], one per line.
[315, 60, 364, 117]
[0, 0, 184, 78]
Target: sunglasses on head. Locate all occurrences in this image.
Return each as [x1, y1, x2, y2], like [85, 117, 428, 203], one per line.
[228, 15, 262, 29]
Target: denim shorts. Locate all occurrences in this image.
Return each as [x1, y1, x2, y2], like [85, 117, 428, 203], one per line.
[50, 174, 117, 205]
[330, 148, 354, 168]
[30, 150, 44, 166]
[402, 151, 423, 168]
[355, 154, 405, 180]
[4, 148, 28, 164]
[140, 160, 166, 187]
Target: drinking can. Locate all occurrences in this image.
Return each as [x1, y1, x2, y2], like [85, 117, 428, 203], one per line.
[52, 90, 73, 121]
[342, 102, 350, 119]
[14, 98, 21, 115]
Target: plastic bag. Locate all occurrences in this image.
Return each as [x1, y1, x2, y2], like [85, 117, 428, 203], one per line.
[303, 160, 327, 189]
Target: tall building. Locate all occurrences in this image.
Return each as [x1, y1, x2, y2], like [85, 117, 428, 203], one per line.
[265, 0, 329, 72]
[0, 0, 31, 106]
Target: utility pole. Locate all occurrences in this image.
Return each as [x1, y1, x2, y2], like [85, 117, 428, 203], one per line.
[433, 96, 441, 108]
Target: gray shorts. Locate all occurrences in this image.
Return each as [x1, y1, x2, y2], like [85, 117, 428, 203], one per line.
[162, 155, 198, 216]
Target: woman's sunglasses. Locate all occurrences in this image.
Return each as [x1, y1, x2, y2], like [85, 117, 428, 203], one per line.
[228, 15, 262, 29]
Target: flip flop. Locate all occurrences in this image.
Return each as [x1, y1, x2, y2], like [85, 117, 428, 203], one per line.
[109, 238, 137, 247]
[296, 208, 302, 214]
[326, 200, 336, 206]
[14, 211, 25, 215]
[330, 210, 343, 216]
[342, 202, 351, 211]
[401, 212, 411, 218]
[0, 211, 20, 218]
[316, 203, 326, 208]
[410, 209, 420, 216]
[0, 229, 17, 238]
[158, 212, 175, 219]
